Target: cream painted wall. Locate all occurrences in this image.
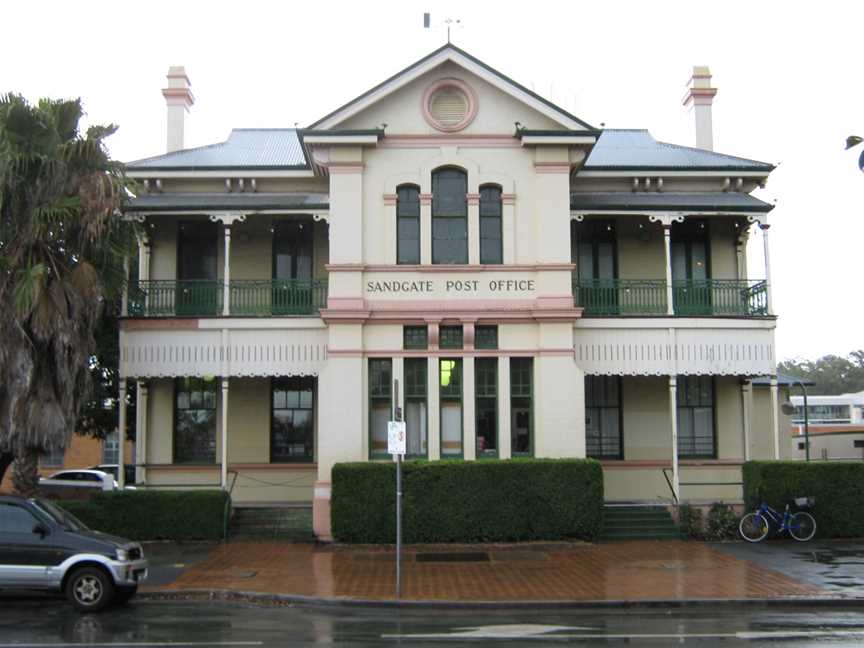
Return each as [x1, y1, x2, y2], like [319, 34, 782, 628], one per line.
[709, 219, 739, 280]
[338, 61, 564, 134]
[615, 219, 666, 280]
[226, 377, 271, 463]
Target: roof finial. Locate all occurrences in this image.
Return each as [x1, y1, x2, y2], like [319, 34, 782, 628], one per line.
[444, 17, 461, 44]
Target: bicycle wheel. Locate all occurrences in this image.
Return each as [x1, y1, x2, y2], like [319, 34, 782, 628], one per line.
[789, 512, 816, 542]
[739, 513, 770, 542]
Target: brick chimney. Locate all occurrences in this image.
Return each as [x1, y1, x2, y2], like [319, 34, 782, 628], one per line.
[682, 66, 717, 151]
[162, 66, 194, 153]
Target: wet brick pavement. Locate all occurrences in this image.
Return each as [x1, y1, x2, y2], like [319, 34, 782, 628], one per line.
[150, 540, 825, 602]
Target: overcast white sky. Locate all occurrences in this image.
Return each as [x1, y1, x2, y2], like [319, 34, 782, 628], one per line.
[3, 0, 862, 361]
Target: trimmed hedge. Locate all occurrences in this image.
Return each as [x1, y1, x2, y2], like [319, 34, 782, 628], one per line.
[743, 461, 864, 538]
[58, 490, 229, 541]
[332, 459, 603, 543]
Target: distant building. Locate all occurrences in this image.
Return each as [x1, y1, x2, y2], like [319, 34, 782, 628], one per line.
[788, 390, 864, 460]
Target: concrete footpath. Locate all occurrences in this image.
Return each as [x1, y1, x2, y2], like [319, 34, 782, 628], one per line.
[140, 539, 864, 606]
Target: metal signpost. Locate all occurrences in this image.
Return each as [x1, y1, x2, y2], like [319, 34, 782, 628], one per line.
[387, 379, 406, 599]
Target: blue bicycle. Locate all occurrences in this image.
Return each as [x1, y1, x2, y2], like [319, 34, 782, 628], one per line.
[739, 497, 817, 542]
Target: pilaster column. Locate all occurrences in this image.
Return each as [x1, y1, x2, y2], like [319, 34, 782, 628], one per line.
[221, 377, 229, 489]
[467, 193, 480, 265]
[463, 356, 476, 460]
[383, 194, 398, 265]
[427, 356, 440, 460]
[760, 222, 773, 315]
[668, 376, 680, 502]
[117, 379, 127, 489]
[135, 382, 149, 485]
[502, 194, 516, 264]
[498, 356, 512, 459]
[741, 379, 753, 461]
[769, 375, 780, 459]
[222, 225, 231, 316]
[420, 193, 432, 265]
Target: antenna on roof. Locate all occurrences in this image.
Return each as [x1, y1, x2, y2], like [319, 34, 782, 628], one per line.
[444, 18, 461, 43]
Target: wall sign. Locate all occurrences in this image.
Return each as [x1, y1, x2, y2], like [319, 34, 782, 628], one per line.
[365, 275, 537, 298]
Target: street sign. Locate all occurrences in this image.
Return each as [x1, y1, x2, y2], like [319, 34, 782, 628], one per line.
[388, 421, 406, 455]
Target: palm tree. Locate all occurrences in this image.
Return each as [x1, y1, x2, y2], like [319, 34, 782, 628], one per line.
[0, 94, 135, 494]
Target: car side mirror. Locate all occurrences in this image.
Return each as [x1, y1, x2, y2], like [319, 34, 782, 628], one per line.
[32, 523, 48, 538]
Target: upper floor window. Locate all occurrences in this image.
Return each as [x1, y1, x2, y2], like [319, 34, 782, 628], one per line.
[479, 185, 503, 264]
[432, 168, 468, 264]
[396, 185, 420, 265]
[572, 219, 616, 282]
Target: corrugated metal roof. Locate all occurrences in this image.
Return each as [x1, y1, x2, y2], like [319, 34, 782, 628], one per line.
[570, 191, 773, 213]
[125, 192, 328, 212]
[752, 373, 815, 387]
[127, 129, 307, 169]
[584, 129, 774, 171]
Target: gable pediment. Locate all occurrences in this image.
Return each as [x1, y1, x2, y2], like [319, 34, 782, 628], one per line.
[310, 45, 595, 135]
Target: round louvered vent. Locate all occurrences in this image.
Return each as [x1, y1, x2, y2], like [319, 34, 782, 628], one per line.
[422, 79, 478, 132]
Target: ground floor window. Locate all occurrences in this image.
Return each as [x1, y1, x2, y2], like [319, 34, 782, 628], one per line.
[676, 375, 715, 458]
[404, 358, 428, 458]
[271, 377, 314, 463]
[439, 358, 463, 457]
[510, 358, 533, 456]
[475, 358, 498, 457]
[369, 359, 392, 458]
[585, 376, 622, 459]
[174, 377, 217, 463]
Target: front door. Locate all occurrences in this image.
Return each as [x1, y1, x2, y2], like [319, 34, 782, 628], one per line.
[177, 221, 219, 316]
[272, 220, 314, 314]
[671, 220, 711, 315]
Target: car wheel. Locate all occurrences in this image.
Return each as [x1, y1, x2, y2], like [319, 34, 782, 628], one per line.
[66, 566, 115, 613]
[114, 585, 138, 606]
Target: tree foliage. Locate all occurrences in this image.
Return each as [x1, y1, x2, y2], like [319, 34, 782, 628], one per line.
[778, 350, 864, 395]
[0, 94, 135, 492]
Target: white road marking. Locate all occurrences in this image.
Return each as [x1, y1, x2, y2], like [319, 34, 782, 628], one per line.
[382, 624, 864, 641]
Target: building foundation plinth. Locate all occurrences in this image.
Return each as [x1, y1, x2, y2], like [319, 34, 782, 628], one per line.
[313, 481, 333, 542]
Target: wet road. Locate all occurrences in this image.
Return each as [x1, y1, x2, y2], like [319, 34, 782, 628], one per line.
[1, 599, 864, 646]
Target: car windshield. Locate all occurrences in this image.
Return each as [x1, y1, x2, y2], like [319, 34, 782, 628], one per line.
[30, 498, 89, 532]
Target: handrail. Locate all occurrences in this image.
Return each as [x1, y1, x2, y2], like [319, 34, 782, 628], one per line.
[223, 470, 238, 542]
[661, 467, 678, 504]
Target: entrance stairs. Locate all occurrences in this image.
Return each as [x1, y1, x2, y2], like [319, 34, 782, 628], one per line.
[600, 504, 683, 541]
[229, 504, 315, 542]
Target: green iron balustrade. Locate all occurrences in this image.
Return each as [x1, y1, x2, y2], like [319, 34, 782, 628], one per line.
[672, 279, 768, 316]
[127, 279, 328, 317]
[230, 279, 328, 316]
[572, 278, 668, 315]
[572, 277, 768, 317]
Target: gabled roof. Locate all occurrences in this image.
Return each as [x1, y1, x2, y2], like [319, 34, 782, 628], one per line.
[584, 129, 774, 172]
[309, 43, 596, 131]
[127, 129, 307, 170]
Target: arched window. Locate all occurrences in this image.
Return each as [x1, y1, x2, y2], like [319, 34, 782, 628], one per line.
[396, 184, 420, 264]
[479, 184, 503, 264]
[432, 167, 468, 264]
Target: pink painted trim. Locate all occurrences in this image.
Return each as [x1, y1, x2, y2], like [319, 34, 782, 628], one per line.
[380, 136, 520, 149]
[466, 193, 480, 205]
[428, 322, 440, 350]
[419, 193, 433, 205]
[327, 297, 366, 310]
[382, 193, 397, 205]
[534, 162, 572, 174]
[463, 322, 475, 350]
[327, 263, 576, 273]
[329, 348, 573, 358]
[121, 318, 199, 330]
[421, 78, 479, 133]
[534, 294, 576, 309]
[502, 193, 516, 205]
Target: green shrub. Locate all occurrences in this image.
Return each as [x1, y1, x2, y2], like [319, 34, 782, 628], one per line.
[331, 458, 603, 544]
[58, 490, 229, 541]
[704, 502, 738, 541]
[678, 504, 704, 540]
[743, 461, 864, 538]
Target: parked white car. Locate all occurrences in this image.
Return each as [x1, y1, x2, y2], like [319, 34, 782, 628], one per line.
[39, 470, 118, 492]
